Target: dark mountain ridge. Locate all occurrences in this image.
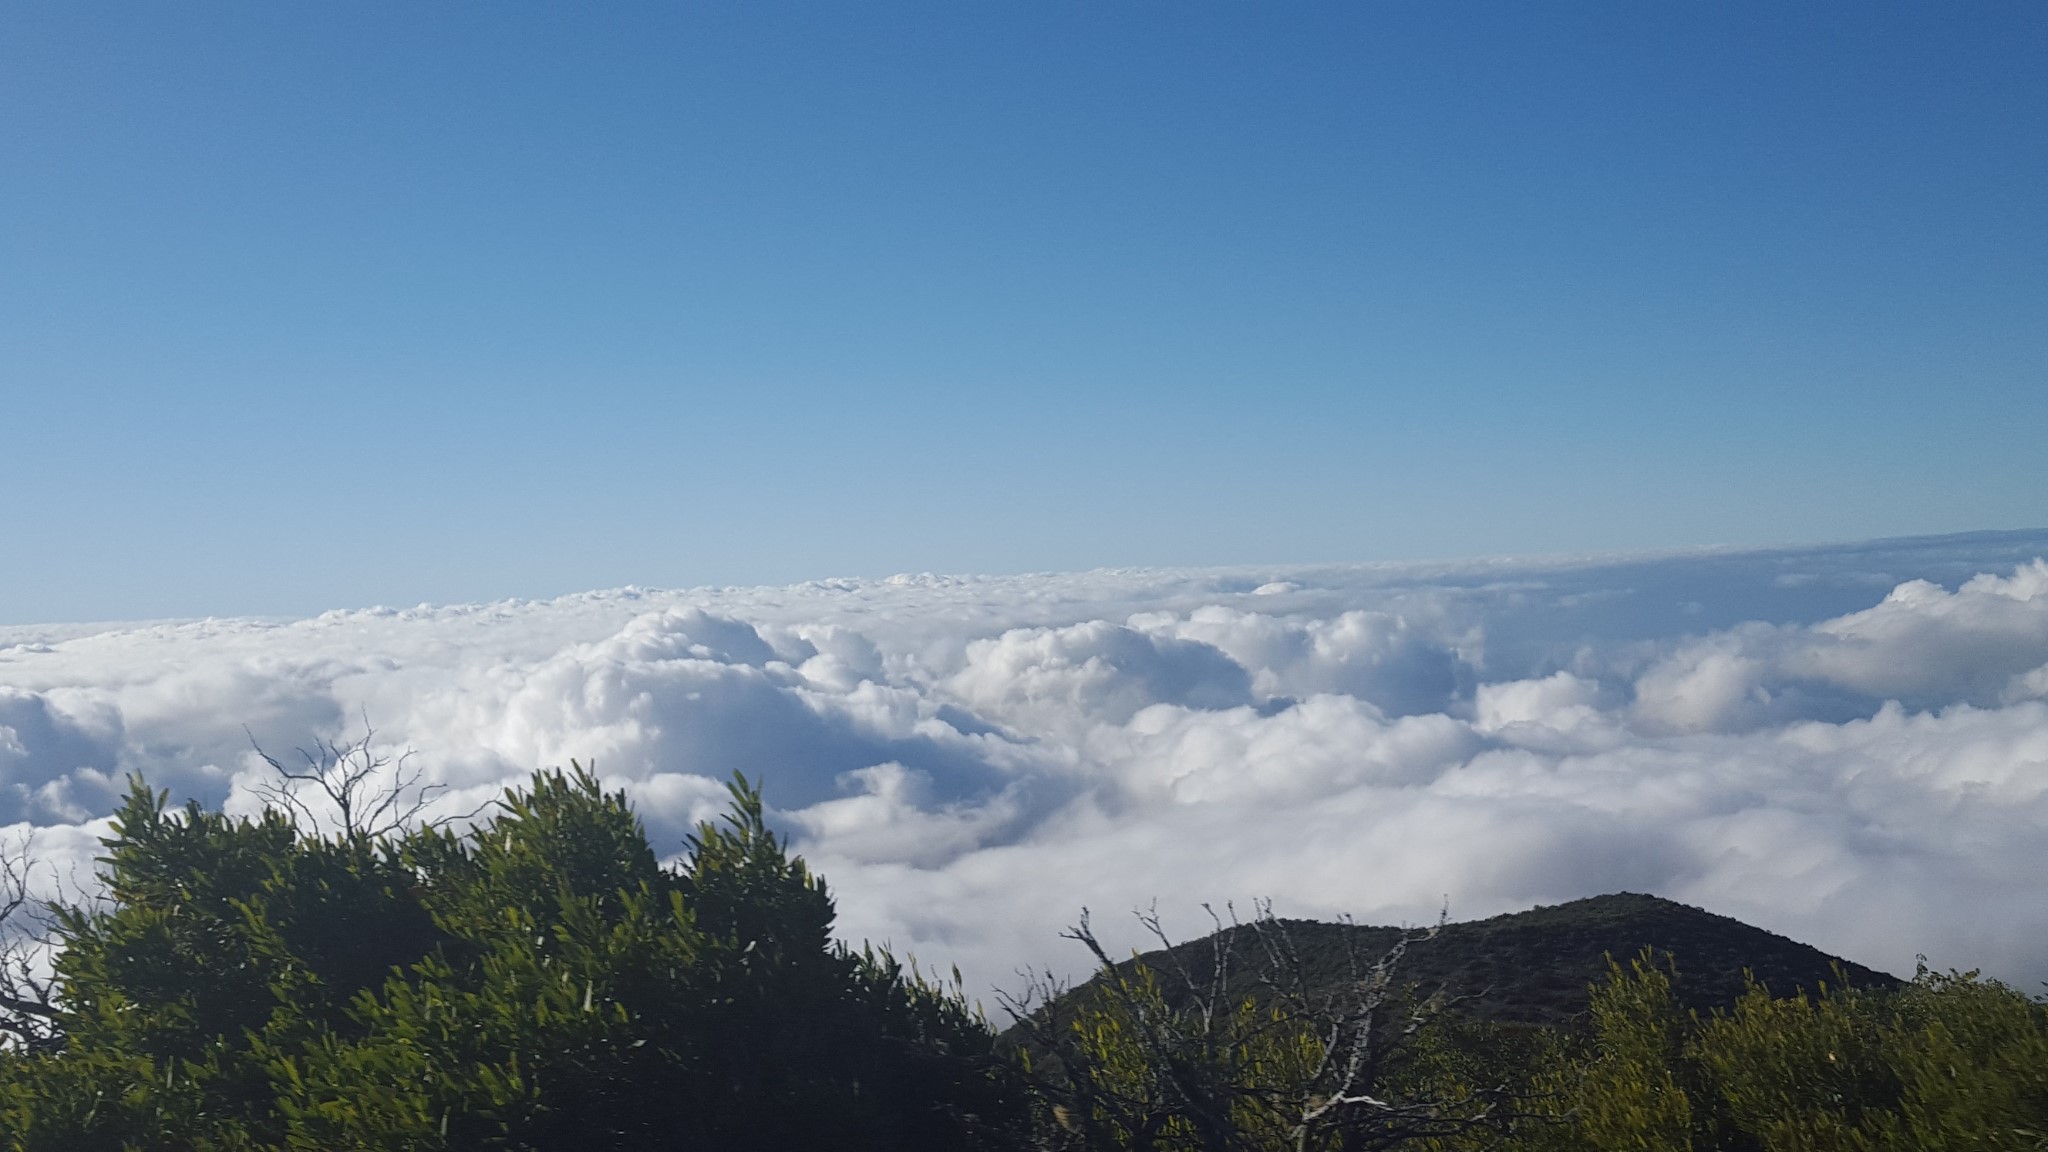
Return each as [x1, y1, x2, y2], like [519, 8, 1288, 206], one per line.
[1048, 892, 1899, 1030]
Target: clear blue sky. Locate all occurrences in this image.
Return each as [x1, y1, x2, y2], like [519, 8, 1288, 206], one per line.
[4, 2, 2044, 622]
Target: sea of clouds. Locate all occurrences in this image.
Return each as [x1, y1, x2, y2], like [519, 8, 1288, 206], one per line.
[3, 529, 2047, 1001]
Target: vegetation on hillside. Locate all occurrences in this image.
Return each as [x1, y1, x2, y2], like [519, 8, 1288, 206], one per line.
[1012, 915, 2045, 1151]
[0, 761, 2039, 1150]
[1052, 892, 1900, 1029]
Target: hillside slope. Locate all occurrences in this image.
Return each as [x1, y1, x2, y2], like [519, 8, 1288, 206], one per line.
[1053, 893, 1899, 1029]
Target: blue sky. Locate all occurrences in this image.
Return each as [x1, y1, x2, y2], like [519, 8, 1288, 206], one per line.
[4, 2, 2044, 622]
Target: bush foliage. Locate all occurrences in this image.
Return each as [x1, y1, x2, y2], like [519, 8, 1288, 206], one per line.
[0, 766, 2040, 1151]
[1515, 951, 2048, 1152]
[0, 768, 1020, 1150]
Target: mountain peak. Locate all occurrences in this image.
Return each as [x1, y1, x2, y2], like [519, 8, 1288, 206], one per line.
[1073, 892, 1897, 1029]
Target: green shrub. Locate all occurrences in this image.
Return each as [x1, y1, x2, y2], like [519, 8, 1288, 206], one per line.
[0, 769, 1021, 1151]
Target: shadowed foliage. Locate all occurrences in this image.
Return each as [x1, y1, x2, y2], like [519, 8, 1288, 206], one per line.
[0, 768, 1023, 1151]
[1045, 894, 1899, 1035]
[0, 771, 2039, 1151]
[1008, 897, 2042, 1151]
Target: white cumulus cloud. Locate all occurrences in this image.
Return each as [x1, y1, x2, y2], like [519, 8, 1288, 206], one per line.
[3, 530, 2047, 1000]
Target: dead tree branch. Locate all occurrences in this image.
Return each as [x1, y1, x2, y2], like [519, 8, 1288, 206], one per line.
[249, 713, 473, 841]
[0, 833, 63, 1053]
[1004, 900, 1545, 1151]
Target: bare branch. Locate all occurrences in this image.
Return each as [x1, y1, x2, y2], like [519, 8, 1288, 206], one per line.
[0, 832, 64, 1053]
[1009, 898, 1548, 1151]
[248, 713, 480, 842]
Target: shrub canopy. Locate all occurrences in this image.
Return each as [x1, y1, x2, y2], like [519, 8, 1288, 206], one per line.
[0, 768, 1020, 1151]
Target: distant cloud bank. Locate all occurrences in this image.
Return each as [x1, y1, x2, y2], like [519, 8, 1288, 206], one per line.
[4, 530, 2047, 998]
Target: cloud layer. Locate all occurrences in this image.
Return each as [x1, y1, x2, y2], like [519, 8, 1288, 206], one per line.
[4, 530, 2047, 1000]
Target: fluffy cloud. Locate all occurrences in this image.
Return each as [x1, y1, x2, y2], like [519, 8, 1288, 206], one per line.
[1630, 559, 2048, 734]
[3, 531, 2047, 1001]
